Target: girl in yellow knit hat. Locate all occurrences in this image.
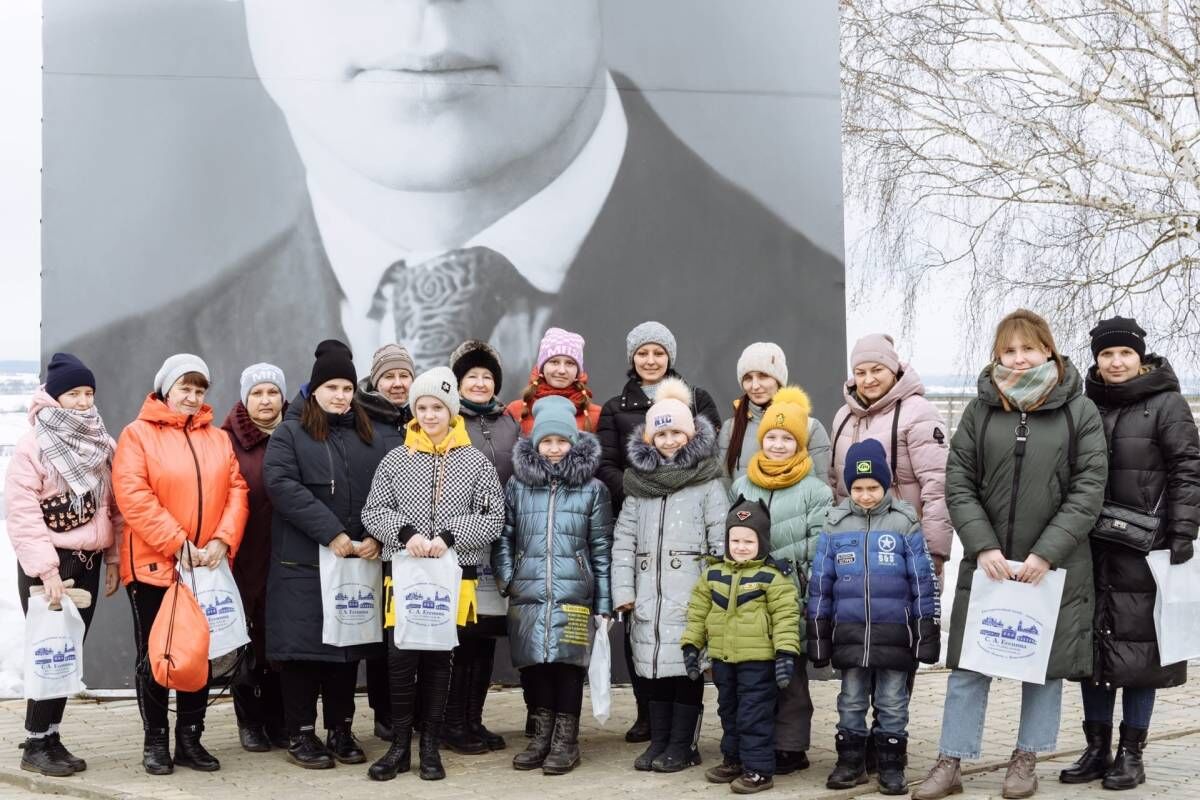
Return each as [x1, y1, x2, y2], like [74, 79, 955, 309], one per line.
[730, 385, 834, 775]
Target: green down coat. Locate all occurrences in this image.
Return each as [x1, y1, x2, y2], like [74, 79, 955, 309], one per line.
[682, 554, 800, 663]
[730, 473, 832, 649]
[945, 358, 1107, 680]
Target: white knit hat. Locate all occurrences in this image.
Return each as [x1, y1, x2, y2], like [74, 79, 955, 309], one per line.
[408, 366, 461, 418]
[736, 342, 788, 386]
[154, 353, 210, 396]
[643, 377, 695, 441]
[626, 321, 678, 366]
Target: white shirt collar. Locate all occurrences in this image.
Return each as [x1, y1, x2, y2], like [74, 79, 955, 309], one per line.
[309, 71, 628, 322]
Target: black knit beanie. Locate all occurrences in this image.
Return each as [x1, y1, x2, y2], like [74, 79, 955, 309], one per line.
[44, 352, 95, 400]
[1089, 316, 1146, 360]
[309, 339, 357, 390]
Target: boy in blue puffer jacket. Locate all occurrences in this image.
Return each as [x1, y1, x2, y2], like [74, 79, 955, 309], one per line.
[808, 439, 941, 796]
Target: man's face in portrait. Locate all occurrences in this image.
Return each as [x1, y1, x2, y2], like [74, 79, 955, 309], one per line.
[243, 0, 605, 192]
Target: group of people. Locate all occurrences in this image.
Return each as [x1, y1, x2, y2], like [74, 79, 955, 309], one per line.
[7, 310, 1197, 797]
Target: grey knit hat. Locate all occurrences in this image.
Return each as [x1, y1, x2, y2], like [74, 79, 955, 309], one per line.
[154, 353, 210, 396]
[370, 344, 416, 389]
[625, 321, 677, 366]
[239, 363, 286, 406]
[408, 366, 461, 418]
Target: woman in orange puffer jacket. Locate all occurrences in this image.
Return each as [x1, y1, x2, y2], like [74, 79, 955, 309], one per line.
[113, 354, 248, 777]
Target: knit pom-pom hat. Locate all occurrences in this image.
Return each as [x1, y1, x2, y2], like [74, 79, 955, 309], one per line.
[757, 385, 812, 449]
[643, 377, 695, 441]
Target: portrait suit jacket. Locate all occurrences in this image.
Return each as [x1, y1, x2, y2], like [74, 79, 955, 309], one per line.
[57, 77, 846, 430]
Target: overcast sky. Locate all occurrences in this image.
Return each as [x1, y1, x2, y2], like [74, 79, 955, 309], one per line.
[0, 3, 968, 379]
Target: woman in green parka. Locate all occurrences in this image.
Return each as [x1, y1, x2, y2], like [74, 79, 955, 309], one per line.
[913, 310, 1107, 800]
[729, 385, 832, 775]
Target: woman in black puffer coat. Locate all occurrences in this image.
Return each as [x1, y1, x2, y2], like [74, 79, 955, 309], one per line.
[1060, 318, 1200, 791]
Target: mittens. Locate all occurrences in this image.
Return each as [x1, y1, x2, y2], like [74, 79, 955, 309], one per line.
[682, 645, 702, 681]
[774, 652, 796, 689]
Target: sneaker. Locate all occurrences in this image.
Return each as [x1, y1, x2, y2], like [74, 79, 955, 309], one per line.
[706, 759, 743, 784]
[731, 771, 775, 794]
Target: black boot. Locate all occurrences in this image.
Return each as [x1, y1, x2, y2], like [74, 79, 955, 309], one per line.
[865, 727, 879, 775]
[651, 703, 703, 773]
[141, 728, 173, 776]
[525, 710, 536, 737]
[418, 730, 446, 781]
[238, 725, 272, 753]
[45, 733, 86, 772]
[775, 749, 810, 775]
[373, 715, 394, 742]
[20, 736, 74, 777]
[266, 722, 290, 750]
[1102, 723, 1147, 791]
[875, 732, 908, 795]
[826, 732, 869, 789]
[1059, 721, 1113, 784]
[633, 701, 673, 771]
[625, 699, 651, 743]
[542, 713, 581, 775]
[325, 725, 366, 764]
[513, 708, 555, 770]
[287, 731, 335, 770]
[368, 730, 412, 782]
[174, 724, 220, 772]
[441, 658, 488, 755]
[467, 649, 506, 751]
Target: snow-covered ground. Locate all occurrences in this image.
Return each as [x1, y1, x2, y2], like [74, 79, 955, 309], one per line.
[0, 372, 38, 697]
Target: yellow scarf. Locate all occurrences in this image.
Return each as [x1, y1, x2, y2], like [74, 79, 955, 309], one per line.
[404, 416, 472, 454]
[747, 449, 812, 490]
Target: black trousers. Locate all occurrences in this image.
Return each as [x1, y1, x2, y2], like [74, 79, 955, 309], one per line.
[279, 660, 358, 736]
[127, 581, 210, 730]
[366, 561, 390, 723]
[17, 549, 103, 734]
[521, 663, 585, 717]
[231, 661, 284, 733]
[388, 646, 452, 733]
[647, 675, 705, 706]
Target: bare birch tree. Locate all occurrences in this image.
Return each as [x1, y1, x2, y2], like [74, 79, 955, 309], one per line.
[842, 0, 1200, 357]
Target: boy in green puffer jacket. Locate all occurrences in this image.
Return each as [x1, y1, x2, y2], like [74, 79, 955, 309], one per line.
[682, 496, 800, 794]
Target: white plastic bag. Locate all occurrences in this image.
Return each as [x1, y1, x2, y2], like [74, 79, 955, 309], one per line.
[179, 559, 250, 659]
[24, 594, 86, 701]
[1146, 550, 1200, 666]
[958, 561, 1066, 684]
[474, 553, 508, 617]
[588, 616, 613, 724]
[319, 546, 384, 647]
[391, 550, 462, 651]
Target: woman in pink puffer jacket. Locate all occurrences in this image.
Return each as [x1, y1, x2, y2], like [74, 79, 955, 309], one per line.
[5, 354, 122, 777]
[827, 335, 952, 573]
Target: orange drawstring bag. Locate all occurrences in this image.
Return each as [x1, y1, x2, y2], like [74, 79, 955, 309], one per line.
[148, 550, 210, 692]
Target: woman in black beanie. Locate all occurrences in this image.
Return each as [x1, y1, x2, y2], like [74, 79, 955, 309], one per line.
[263, 340, 390, 770]
[1059, 317, 1200, 790]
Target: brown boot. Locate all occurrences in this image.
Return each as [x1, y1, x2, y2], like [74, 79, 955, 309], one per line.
[912, 754, 962, 800]
[1002, 749, 1038, 799]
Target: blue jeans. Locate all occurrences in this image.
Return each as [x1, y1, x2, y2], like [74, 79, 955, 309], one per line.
[838, 667, 909, 739]
[1080, 683, 1155, 729]
[711, 660, 777, 776]
[939, 669, 1062, 760]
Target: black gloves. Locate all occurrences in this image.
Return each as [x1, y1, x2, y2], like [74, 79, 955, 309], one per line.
[775, 652, 796, 689]
[1170, 536, 1194, 565]
[682, 645, 702, 681]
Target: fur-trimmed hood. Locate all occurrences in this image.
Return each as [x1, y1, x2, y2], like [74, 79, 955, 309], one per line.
[626, 415, 718, 473]
[512, 431, 601, 488]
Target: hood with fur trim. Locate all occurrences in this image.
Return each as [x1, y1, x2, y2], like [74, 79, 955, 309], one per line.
[626, 414, 718, 473]
[511, 431, 601, 488]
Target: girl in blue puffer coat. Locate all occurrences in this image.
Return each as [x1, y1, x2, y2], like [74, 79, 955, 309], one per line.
[808, 439, 941, 796]
[493, 396, 613, 777]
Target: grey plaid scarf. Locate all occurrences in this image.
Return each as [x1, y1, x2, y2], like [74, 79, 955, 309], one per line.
[34, 405, 114, 512]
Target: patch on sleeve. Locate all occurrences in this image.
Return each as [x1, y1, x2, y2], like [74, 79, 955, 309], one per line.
[932, 427, 946, 445]
[836, 552, 856, 566]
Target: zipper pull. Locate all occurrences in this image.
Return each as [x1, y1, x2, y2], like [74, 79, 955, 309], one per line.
[1014, 412, 1029, 457]
[330, 479, 336, 496]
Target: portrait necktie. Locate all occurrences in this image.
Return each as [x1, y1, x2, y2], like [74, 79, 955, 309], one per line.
[368, 246, 548, 368]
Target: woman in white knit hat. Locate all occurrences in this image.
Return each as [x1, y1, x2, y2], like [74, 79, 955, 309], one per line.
[718, 342, 832, 483]
[361, 367, 504, 782]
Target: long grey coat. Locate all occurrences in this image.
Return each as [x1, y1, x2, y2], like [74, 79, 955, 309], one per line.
[612, 418, 729, 679]
[492, 433, 612, 669]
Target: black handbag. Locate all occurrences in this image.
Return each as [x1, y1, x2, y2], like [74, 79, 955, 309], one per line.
[1091, 495, 1163, 553]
